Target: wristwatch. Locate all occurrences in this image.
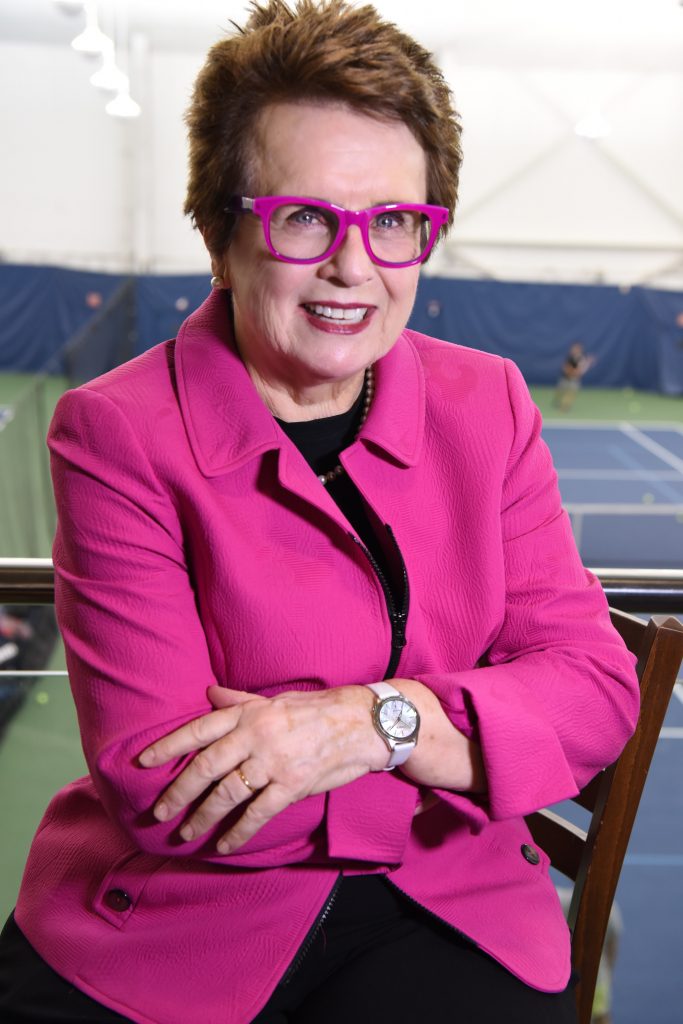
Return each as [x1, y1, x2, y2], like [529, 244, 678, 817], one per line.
[367, 682, 420, 771]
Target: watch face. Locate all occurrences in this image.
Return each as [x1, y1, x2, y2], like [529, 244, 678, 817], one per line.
[378, 698, 418, 739]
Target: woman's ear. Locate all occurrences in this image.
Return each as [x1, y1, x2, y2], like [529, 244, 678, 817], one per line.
[209, 259, 228, 289]
[200, 225, 230, 289]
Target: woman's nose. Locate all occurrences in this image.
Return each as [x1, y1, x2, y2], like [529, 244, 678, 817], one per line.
[318, 225, 374, 286]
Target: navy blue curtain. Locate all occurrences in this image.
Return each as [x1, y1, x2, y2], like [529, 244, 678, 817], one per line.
[633, 286, 683, 396]
[134, 275, 211, 356]
[0, 266, 125, 373]
[408, 279, 666, 391]
[1, 264, 681, 394]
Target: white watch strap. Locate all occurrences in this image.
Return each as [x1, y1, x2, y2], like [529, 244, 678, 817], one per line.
[384, 740, 415, 769]
[367, 682, 400, 700]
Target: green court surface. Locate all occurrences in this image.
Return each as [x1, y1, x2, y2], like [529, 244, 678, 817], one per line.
[0, 373, 68, 406]
[0, 640, 83, 920]
[1, 374, 80, 918]
[531, 385, 683, 424]
[0, 374, 68, 558]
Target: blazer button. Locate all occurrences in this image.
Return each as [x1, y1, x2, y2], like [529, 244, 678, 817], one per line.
[103, 889, 132, 912]
[521, 843, 541, 865]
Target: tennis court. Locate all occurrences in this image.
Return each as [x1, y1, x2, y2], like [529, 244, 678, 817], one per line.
[539, 415, 683, 1021]
[542, 420, 683, 569]
[609, 681, 683, 1023]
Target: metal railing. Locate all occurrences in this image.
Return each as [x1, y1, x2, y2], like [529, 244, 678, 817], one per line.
[1, 559, 683, 613]
[589, 568, 683, 614]
[0, 559, 55, 604]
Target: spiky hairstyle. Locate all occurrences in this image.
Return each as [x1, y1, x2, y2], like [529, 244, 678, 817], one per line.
[184, 0, 462, 256]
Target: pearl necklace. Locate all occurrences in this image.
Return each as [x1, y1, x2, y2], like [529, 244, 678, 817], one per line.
[318, 366, 375, 486]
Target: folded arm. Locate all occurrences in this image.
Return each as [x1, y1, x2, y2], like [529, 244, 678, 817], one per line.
[50, 386, 420, 864]
[49, 387, 333, 864]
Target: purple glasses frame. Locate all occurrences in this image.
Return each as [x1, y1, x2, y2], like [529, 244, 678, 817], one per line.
[227, 195, 449, 268]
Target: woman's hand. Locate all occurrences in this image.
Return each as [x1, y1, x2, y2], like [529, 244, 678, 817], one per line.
[139, 685, 389, 854]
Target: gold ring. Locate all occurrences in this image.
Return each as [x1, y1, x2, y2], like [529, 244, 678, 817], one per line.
[236, 767, 256, 793]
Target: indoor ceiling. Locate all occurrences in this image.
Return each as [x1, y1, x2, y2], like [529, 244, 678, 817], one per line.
[1, 0, 683, 70]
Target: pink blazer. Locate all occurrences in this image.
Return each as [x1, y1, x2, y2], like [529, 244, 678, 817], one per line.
[16, 289, 639, 1024]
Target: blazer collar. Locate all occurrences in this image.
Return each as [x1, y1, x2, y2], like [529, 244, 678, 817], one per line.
[175, 288, 424, 478]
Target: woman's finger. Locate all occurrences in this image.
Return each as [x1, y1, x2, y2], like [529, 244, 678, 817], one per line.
[216, 782, 293, 854]
[139, 706, 242, 767]
[178, 760, 267, 840]
[207, 685, 265, 709]
[152, 731, 252, 822]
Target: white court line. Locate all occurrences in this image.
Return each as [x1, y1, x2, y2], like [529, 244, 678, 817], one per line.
[564, 504, 683, 515]
[557, 470, 681, 480]
[625, 854, 683, 866]
[542, 420, 683, 431]
[660, 727, 683, 739]
[674, 683, 683, 706]
[619, 423, 683, 476]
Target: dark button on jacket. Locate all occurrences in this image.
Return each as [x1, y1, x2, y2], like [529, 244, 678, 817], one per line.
[104, 889, 132, 912]
[521, 844, 541, 865]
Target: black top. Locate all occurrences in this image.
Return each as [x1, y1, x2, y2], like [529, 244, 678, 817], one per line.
[275, 389, 364, 483]
[276, 390, 403, 610]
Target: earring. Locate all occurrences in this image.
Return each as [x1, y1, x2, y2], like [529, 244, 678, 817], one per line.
[210, 275, 224, 289]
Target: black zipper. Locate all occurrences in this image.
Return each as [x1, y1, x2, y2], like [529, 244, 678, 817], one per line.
[383, 877, 471, 944]
[346, 530, 462, 935]
[350, 524, 410, 680]
[280, 874, 343, 986]
[281, 528, 410, 986]
[283, 875, 470, 988]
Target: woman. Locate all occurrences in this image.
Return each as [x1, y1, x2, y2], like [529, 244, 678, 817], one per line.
[0, 2, 639, 1022]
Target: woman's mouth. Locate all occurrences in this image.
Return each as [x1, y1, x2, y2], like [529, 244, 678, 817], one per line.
[303, 303, 369, 324]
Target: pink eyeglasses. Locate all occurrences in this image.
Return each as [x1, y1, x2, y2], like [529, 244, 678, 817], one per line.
[227, 196, 449, 268]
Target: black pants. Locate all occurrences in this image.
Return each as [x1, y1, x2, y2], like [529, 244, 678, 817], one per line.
[0, 876, 577, 1023]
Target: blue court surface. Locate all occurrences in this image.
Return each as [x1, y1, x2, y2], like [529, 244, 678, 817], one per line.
[549, 684, 683, 1024]
[543, 420, 683, 1022]
[542, 421, 683, 569]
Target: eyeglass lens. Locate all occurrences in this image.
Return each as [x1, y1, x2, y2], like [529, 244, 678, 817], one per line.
[267, 202, 432, 264]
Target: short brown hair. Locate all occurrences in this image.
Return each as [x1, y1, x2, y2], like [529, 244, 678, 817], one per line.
[184, 0, 462, 257]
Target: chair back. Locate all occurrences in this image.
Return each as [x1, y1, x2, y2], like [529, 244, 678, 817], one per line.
[526, 610, 683, 1024]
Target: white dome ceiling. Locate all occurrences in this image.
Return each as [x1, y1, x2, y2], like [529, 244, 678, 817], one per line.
[1, 0, 682, 69]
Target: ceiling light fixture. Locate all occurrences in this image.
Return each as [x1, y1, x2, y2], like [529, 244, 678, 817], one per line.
[71, 1, 112, 56]
[105, 84, 141, 119]
[90, 41, 129, 92]
[575, 110, 611, 140]
[52, 1, 86, 12]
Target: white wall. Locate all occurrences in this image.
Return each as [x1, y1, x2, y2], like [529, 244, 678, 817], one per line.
[430, 63, 683, 286]
[0, 41, 208, 274]
[1, 37, 682, 286]
[1, 42, 130, 269]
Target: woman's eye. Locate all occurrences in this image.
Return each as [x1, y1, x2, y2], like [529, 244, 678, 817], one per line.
[373, 210, 415, 232]
[288, 207, 325, 227]
[375, 212, 403, 230]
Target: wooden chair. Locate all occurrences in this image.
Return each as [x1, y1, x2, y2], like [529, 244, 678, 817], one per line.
[526, 610, 683, 1024]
